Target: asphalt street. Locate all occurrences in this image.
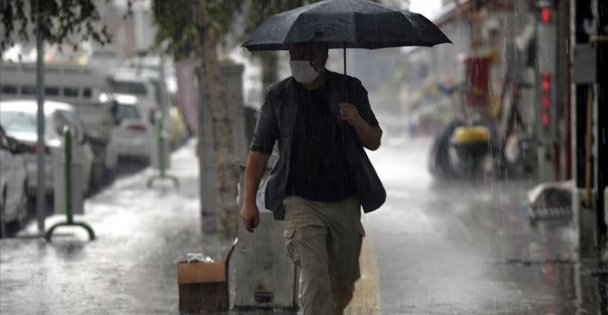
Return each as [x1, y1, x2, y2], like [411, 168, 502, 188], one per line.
[365, 137, 585, 314]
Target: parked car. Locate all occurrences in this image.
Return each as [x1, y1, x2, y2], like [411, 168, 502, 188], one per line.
[0, 62, 119, 187]
[111, 94, 152, 162]
[0, 100, 95, 197]
[108, 69, 160, 127]
[0, 125, 29, 237]
[108, 68, 187, 149]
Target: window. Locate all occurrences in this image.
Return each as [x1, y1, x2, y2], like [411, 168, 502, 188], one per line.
[64, 69, 79, 75]
[83, 88, 92, 98]
[21, 85, 37, 95]
[116, 103, 141, 120]
[63, 87, 79, 97]
[45, 87, 60, 96]
[0, 128, 8, 150]
[1, 85, 18, 95]
[53, 111, 69, 136]
[109, 79, 147, 95]
[0, 111, 37, 134]
[56, 110, 86, 143]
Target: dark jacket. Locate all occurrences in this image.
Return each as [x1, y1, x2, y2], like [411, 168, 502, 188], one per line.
[250, 70, 386, 220]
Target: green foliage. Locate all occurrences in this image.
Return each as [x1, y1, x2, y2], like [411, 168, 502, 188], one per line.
[150, 0, 319, 60]
[151, 0, 243, 60]
[0, 0, 116, 51]
[208, 0, 243, 38]
[150, 0, 382, 61]
[151, 0, 198, 60]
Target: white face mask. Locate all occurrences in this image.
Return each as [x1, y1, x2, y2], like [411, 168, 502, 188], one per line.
[289, 60, 319, 84]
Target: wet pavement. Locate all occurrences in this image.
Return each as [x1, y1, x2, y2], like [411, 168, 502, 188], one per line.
[365, 137, 607, 314]
[1, 140, 235, 314]
[1, 137, 606, 314]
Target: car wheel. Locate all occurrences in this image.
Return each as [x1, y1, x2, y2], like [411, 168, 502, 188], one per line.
[90, 162, 105, 194]
[16, 182, 28, 229]
[104, 167, 116, 185]
[0, 189, 7, 238]
[85, 161, 101, 198]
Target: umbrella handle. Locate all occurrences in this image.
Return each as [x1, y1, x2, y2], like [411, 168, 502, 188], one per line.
[342, 43, 349, 103]
[343, 45, 347, 77]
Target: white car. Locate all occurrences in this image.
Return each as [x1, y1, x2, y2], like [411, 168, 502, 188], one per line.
[0, 125, 29, 237]
[108, 71, 159, 126]
[111, 94, 152, 161]
[0, 100, 95, 197]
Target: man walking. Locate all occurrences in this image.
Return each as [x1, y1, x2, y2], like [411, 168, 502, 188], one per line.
[240, 42, 385, 315]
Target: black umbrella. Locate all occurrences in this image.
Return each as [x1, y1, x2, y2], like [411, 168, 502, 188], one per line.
[242, 0, 452, 66]
[243, 0, 451, 100]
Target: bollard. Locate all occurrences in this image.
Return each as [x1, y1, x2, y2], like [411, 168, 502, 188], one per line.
[147, 114, 179, 188]
[45, 127, 95, 241]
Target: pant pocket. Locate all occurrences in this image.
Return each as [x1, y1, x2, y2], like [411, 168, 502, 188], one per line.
[283, 228, 298, 265]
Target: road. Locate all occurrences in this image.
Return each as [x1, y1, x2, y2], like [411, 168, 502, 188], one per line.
[364, 137, 580, 314]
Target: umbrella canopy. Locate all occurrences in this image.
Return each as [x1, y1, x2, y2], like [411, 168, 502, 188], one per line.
[242, 0, 451, 51]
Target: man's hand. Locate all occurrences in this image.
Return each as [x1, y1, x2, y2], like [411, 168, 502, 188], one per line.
[338, 102, 382, 150]
[240, 202, 260, 233]
[338, 102, 364, 128]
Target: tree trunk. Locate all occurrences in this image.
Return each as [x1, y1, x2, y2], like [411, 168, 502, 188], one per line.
[174, 58, 198, 135]
[197, 0, 239, 238]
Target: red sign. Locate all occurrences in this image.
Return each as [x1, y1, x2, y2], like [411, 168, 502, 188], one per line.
[541, 112, 550, 126]
[541, 72, 551, 126]
[541, 8, 553, 24]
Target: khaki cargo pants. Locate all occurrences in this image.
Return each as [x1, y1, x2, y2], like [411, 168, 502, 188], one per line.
[283, 196, 365, 315]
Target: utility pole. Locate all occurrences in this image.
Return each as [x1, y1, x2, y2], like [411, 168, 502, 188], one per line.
[594, 0, 608, 257]
[35, 0, 46, 235]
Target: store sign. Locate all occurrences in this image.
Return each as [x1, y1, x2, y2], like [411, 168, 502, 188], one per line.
[536, 3, 557, 144]
[575, 0, 607, 43]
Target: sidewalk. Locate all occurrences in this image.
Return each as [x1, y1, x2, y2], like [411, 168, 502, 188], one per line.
[0, 140, 381, 315]
[0, 141, 241, 314]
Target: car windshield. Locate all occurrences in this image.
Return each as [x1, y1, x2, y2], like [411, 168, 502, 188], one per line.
[116, 103, 140, 120]
[110, 80, 147, 96]
[0, 128, 8, 150]
[0, 111, 37, 134]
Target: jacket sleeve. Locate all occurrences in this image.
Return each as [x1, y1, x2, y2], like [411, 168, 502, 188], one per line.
[249, 88, 279, 155]
[354, 80, 380, 128]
